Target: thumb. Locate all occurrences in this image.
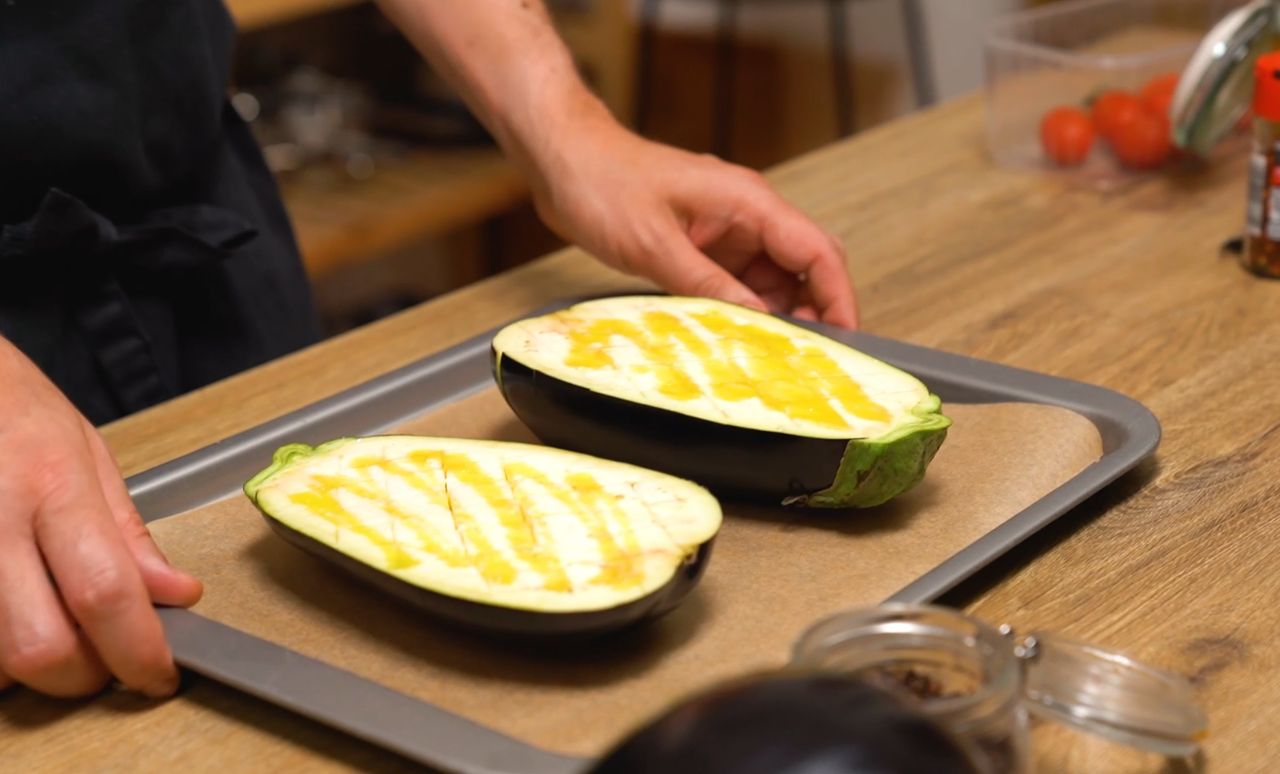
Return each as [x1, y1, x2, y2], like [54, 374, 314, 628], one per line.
[634, 231, 768, 312]
[82, 422, 204, 608]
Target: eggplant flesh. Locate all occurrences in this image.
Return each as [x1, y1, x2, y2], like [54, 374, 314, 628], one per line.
[492, 296, 950, 508]
[244, 437, 722, 635]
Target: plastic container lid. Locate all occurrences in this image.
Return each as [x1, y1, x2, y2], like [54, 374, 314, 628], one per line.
[1171, 0, 1277, 154]
[1015, 629, 1208, 756]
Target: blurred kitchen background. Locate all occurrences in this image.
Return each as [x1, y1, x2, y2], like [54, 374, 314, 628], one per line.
[226, 0, 1047, 334]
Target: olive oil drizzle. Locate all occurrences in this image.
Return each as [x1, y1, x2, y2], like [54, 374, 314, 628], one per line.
[505, 464, 644, 589]
[351, 455, 470, 570]
[570, 472, 646, 588]
[556, 306, 891, 428]
[289, 475, 420, 570]
[285, 447, 656, 593]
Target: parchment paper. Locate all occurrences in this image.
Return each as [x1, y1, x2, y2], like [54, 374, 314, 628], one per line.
[151, 388, 1102, 757]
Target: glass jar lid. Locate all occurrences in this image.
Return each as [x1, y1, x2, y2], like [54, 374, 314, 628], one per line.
[1015, 629, 1208, 757]
[791, 604, 1206, 758]
[1171, 0, 1277, 155]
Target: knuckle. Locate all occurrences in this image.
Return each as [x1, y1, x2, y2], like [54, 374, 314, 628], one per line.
[22, 446, 82, 502]
[718, 163, 764, 190]
[65, 563, 135, 621]
[2, 633, 78, 683]
[690, 272, 728, 298]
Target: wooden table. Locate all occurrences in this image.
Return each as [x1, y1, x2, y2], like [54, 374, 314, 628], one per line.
[3, 95, 1276, 771]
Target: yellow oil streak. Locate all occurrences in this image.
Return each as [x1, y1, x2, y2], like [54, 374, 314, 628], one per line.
[442, 453, 570, 592]
[692, 309, 891, 424]
[349, 456, 467, 569]
[557, 307, 891, 428]
[289, 477, 419, 570]
[565, 472, 646, 589]
[562, 317, 700, 400]
[506, 464, 644, 590]
[644, 310, 757, 402]
[286, 448, 658, 593]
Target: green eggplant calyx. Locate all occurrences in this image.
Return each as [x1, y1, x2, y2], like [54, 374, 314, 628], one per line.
[783, 397, 951, 509]
[243, 438, 356, 501]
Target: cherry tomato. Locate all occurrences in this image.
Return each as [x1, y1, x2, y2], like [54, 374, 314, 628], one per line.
[1110, 111, 1173, 170]
[1091, 90, 1146, 140]
[1040, 106, 1095, 167]
[1139, 73, 1181, 118]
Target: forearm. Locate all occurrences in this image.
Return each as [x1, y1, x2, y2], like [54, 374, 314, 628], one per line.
[375, 0, 616, 187]
[376, 0, 857, 327]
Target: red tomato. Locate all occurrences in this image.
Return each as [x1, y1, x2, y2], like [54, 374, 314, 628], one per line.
[1091, 90, 1145, 140]
[1139, 73, 1181, 118]
[1040, 106, 1095, 167]
[1110, 111, 1173, 170]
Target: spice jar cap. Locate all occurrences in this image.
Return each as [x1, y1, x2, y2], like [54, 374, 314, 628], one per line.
[1018, 630, 1208, 756]
[1254, 52, 1280, 122]
[1171, 0, 1276, 154]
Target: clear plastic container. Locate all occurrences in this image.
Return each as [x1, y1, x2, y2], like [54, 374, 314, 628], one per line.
[985, 0, 1248, 188]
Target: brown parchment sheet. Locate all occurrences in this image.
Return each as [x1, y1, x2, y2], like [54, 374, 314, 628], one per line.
[150, 388, 1103, 758]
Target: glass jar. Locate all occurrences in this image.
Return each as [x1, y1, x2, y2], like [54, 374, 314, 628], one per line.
[791, 604, 1206, 774]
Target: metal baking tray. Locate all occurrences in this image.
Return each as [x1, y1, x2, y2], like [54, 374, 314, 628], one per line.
[129, 302, 1160, 774]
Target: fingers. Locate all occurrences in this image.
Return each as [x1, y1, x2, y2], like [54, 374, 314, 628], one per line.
[82, 423, 202, 609]
[739, 255, 799, 314]
[753, 196, 859, 329]
[0, 520, 110, 697]
[686, 165, 858, 328]
[634, 217, 770, 313]
[33, 462, 179, 698]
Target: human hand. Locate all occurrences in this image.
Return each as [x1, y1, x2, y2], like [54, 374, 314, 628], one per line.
[529, 119, 859, 329]
[0, 340, 202, 698]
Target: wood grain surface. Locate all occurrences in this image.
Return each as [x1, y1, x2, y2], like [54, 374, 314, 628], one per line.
[2, 95, 1276, 771]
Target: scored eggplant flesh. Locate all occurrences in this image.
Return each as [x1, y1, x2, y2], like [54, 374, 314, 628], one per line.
[244, 436, 722, 616]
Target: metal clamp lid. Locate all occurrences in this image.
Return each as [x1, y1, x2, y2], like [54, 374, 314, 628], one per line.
[1010, 629, 1208, 757]
[1172, 0, 1277, 155]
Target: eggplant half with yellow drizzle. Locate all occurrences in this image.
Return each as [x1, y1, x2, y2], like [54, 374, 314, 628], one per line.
[244, 437, 721, 635]
[493, 296, 951, 508]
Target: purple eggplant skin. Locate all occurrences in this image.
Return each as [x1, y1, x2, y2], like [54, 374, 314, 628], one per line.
[261, 515, 716, 639]
[492, 352, 850, 501]
[589, 673, 980, 774]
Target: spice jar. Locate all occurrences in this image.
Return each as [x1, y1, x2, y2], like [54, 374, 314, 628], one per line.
[790, 604, 1206, 774]
[1246, 51, 1280, 276]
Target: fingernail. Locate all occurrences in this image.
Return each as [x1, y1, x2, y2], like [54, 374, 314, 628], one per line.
[145, 673, 180, 699]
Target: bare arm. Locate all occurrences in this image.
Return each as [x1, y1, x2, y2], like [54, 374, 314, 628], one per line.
[376, 0, 859, 327]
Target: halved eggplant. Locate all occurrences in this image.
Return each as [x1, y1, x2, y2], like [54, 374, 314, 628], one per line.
[243, 436, 722, 636]
[492, 296, 951, 508]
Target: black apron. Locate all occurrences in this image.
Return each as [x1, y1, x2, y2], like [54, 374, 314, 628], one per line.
[0, 1, 323, 425]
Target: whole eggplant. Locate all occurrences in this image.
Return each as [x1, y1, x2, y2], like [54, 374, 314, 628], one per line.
[589, 673, 980, 774]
